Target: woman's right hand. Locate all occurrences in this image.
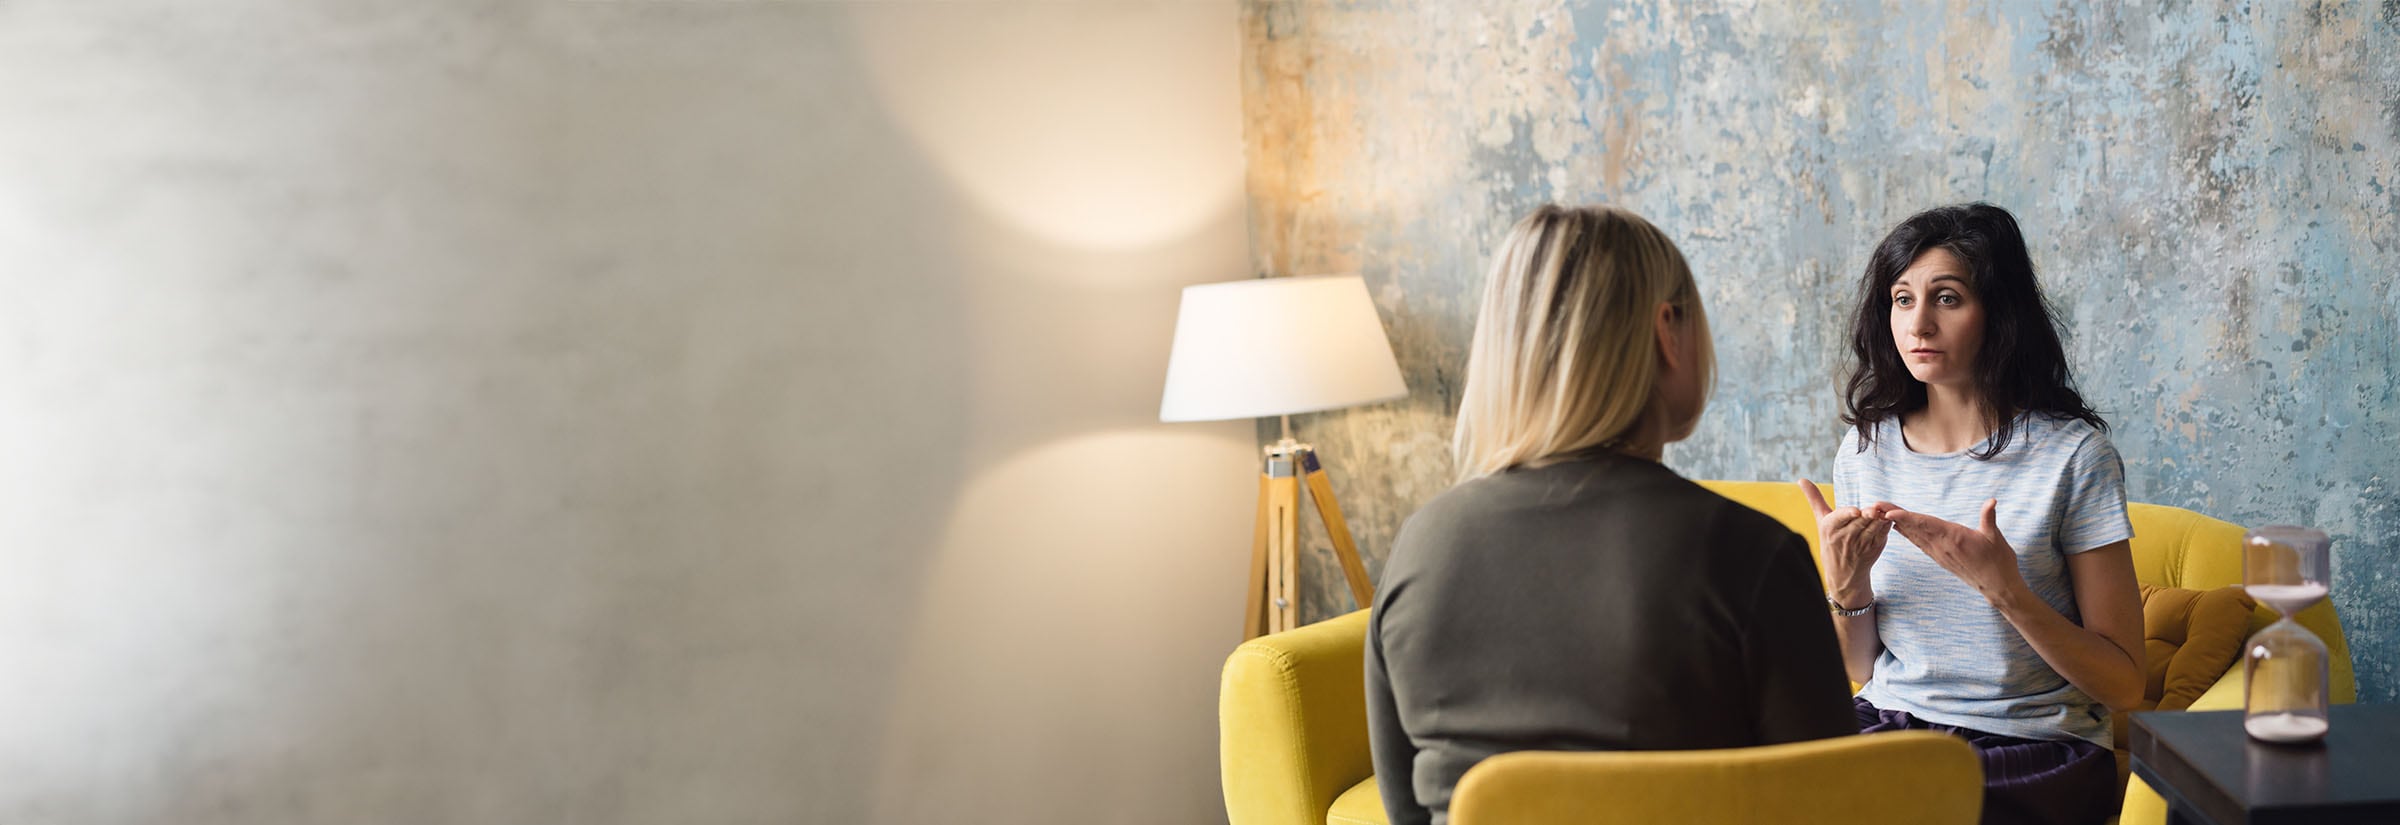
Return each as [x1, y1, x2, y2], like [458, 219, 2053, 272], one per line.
[1798, 478, 1887, 602]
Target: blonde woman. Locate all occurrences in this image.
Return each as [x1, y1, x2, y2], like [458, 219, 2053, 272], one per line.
[1364, 205, 1855, 825]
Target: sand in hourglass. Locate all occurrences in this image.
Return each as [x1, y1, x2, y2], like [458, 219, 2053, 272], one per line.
[2245, 583, 2330, 615]
[2244, 712, 2329, 743]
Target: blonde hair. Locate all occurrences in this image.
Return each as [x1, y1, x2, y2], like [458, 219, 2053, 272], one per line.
[1452, 204, 1714, 480]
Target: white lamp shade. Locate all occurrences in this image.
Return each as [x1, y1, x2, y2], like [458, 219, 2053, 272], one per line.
[1158, 274, 1409, 423]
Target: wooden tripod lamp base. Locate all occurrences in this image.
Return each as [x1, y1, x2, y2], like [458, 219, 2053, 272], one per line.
[1244, 437, 1377, 641]
[1153, 274, 1407, 643]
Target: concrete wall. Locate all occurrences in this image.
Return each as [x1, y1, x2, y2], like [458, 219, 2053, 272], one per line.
[0, 1, 1252, 823]
[1241, 0, 2400, 703]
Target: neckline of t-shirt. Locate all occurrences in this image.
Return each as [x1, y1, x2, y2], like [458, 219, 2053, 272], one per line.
[1888, 416, 2008, 460]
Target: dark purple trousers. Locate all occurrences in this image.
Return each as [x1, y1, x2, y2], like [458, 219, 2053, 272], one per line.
[1853, 697, 2117, 825]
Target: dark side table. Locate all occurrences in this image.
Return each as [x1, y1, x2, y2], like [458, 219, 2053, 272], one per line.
[2129, 705, 2400, 825]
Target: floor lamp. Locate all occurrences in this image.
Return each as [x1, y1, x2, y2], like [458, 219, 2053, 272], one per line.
[1159, 274, 1409, 641]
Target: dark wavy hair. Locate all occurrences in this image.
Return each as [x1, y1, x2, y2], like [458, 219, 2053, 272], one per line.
[1841, 203, 2104, 459]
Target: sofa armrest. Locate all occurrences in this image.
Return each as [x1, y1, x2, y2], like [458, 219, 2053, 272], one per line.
[2184, 663, 2246, 712]
[1221, 610, 1376, 825]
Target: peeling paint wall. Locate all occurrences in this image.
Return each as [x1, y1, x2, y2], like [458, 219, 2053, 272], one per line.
[1241, 0, 2400, 703]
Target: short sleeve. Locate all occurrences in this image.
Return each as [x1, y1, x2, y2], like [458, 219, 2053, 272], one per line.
[2058, 430, 2135, 554]
[1831, 426, 1859, 508]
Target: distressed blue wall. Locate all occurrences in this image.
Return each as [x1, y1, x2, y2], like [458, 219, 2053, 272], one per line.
[1241, 1, 2400, 702]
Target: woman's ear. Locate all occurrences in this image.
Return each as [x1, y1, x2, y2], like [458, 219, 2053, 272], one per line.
[1654, 302, 1683, 372]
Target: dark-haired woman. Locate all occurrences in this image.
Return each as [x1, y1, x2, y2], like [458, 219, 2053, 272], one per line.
[1795, 203, 2144, 825]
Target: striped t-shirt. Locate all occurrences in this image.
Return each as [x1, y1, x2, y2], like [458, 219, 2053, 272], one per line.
[1835, 413, 2134, 747]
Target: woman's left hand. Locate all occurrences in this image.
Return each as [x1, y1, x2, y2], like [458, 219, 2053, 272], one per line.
[1873, 499, 2028, 602]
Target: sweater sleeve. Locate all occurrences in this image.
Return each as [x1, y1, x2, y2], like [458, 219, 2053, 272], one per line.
[1743, 531, 1861, 744]
[1364, 600, 1431, 825]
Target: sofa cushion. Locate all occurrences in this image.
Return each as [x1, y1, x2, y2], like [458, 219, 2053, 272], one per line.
[1327, 776, 1385, 825]
[2138, 583, 2257, 711]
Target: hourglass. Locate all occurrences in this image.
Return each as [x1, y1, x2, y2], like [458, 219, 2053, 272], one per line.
[2242, 525, 2332, 743]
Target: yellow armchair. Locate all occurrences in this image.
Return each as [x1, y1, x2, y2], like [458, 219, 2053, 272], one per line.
[1219, 609, 1376, 825]
[1450, 730, 1981, 825]
[1217, 481, 2358, 825]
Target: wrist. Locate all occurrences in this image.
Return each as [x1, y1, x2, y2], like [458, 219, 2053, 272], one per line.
[1983, 581, 2034, 612]
[1825, 592, 1874, 617]
[1828, 580, 1874, 607]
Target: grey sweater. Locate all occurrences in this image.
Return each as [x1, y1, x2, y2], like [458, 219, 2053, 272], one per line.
[1364, 453, 1856, 825]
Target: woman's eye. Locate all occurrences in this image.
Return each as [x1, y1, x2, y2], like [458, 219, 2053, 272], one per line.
[1936, 293, 1960, 306]
[1893, 295, 1914, 308]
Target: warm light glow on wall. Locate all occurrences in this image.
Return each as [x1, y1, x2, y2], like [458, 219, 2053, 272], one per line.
[847, 6, 1244, 255]
[870, 426, 1255, 824]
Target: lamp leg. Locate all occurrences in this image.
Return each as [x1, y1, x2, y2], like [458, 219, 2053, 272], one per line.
[1299, 448, 1376, 610]
[1245, 472, 1271, 641]
[1265, 454, 1302, 634]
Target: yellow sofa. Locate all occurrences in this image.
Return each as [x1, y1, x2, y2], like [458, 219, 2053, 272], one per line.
[1219, 480, 2357, 825]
